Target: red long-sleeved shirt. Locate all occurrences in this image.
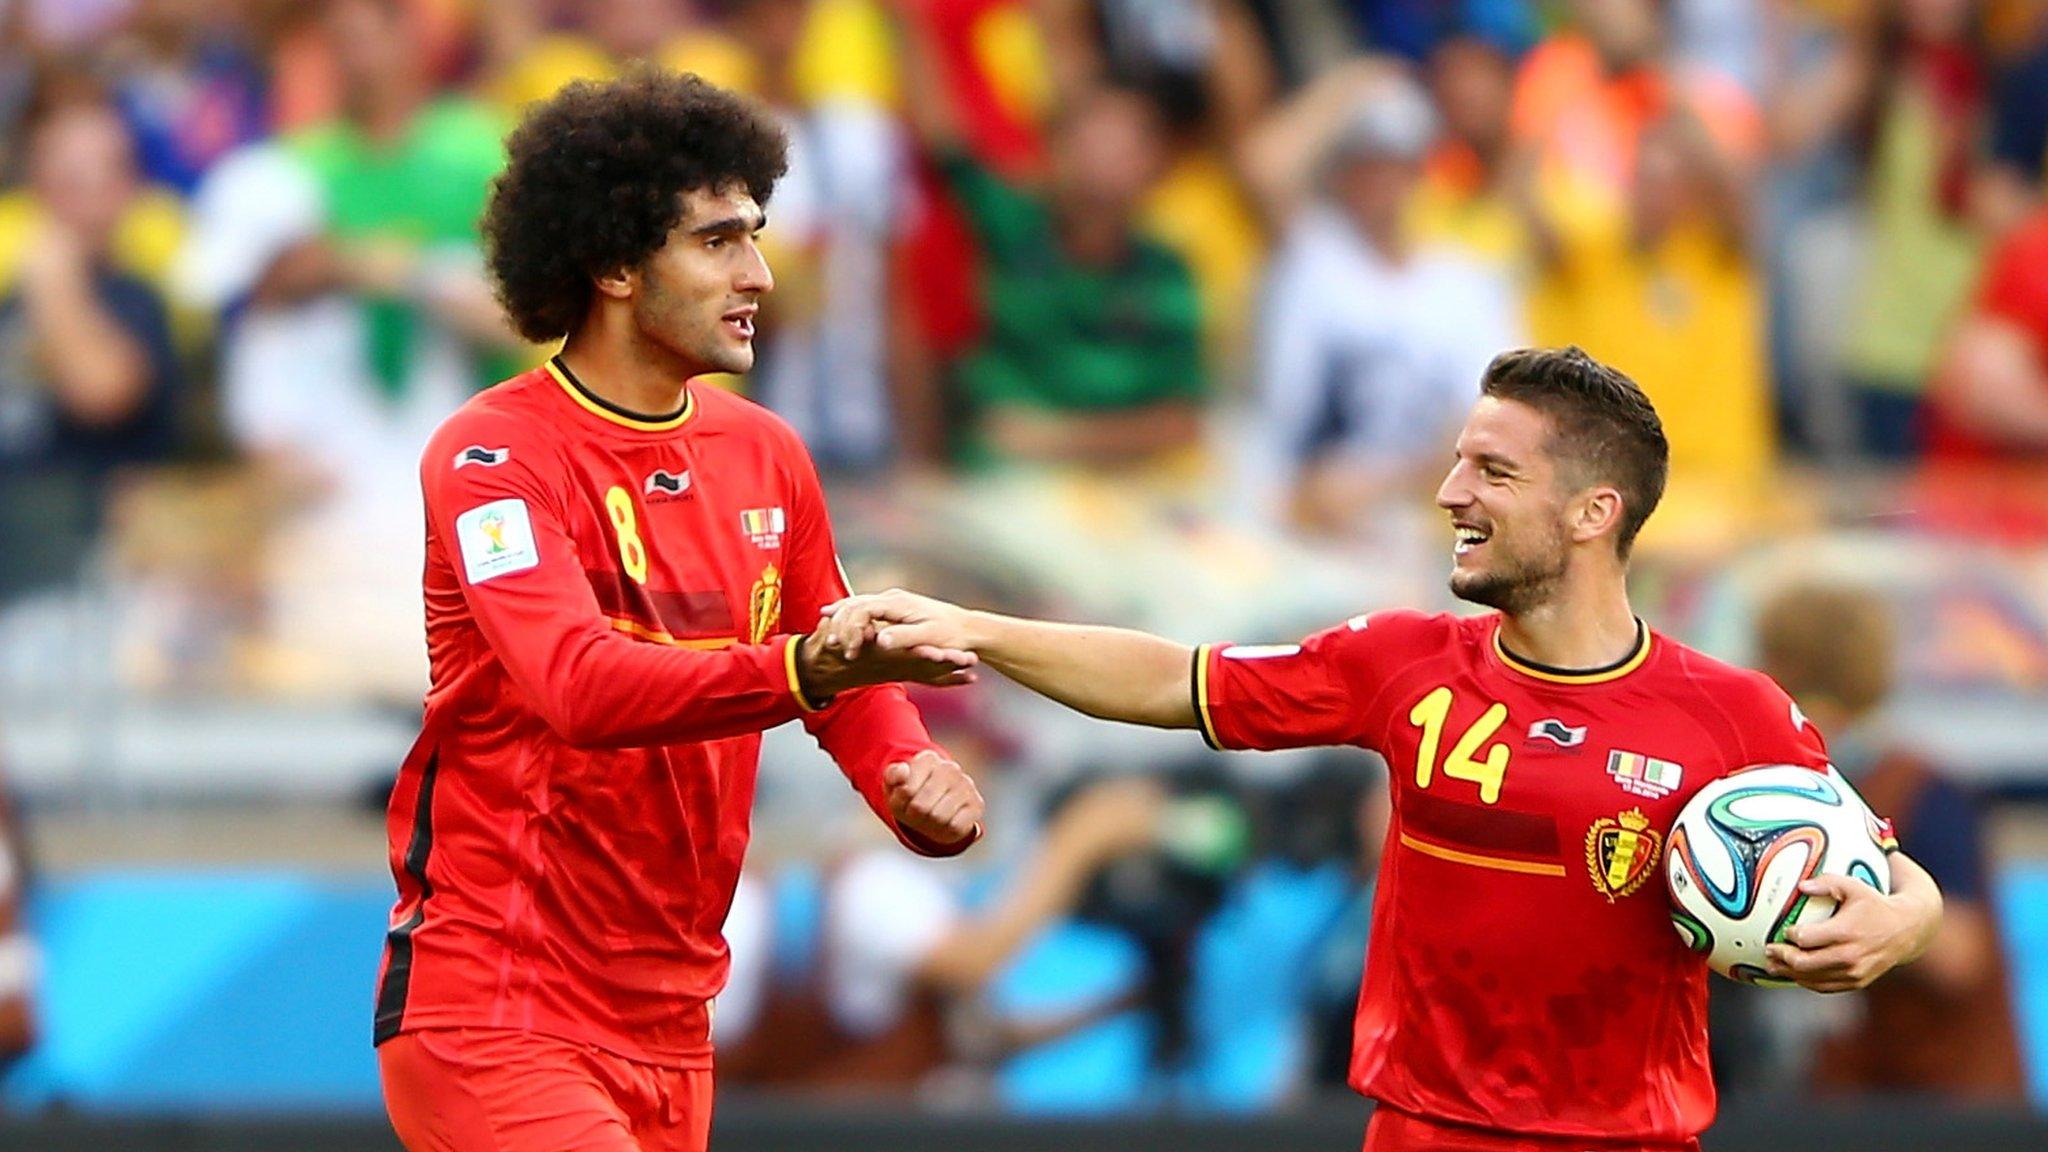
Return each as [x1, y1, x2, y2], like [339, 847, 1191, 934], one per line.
[374, 359, 966, 1065]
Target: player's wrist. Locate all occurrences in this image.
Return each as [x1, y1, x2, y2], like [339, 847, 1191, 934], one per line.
[793, 631, 846, 706]
[960, 609, 1004, 658]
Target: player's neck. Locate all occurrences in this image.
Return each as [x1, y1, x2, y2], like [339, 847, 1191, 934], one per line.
[557, 329, 696, 419]
[1498, 588, 1640, 672]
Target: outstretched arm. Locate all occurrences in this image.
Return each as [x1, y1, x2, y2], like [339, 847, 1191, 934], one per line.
[820, 590, 1198, 730]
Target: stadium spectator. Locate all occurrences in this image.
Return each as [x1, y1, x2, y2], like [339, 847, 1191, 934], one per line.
[479, 0, 760, 111]
[1079, 0, 1274, 360]
[1301, 764, 1389, 1088]
[1412, 32, 1534, 278]
[1246, 70, 1519, 537]
[1755, 581, 2025, 1100]
[262, 0, 471, 133]
[1981, 0, 2048, 233]
[171, 0, 519, 691]
[1917, 201, 2048, 539]
[725, 0, 924, 474]
[0, 80, 182, 601]
[1837, 0, 1995, 460]
[1525, 106, 1775, 547]
[0, 69, 188, 317]
[725, 716, 1164, 1092]
[1507, 0, 1761, 208]
[893, 5, 1207, 473]
[1758, 0, 1878, 460]
[101, 0, 270, 195]
[1928, 203, 2048, 460]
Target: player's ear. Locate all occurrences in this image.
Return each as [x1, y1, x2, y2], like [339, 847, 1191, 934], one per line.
[592, 264, 637, 301]
[1570, 485, 1624, 546]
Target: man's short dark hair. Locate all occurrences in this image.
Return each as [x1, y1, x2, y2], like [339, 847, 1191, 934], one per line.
[482, 68, 789, 343]
[1480, 346, 1668, 558]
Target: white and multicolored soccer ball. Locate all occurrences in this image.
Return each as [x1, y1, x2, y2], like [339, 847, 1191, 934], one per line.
[1665, 764, 1891, 986]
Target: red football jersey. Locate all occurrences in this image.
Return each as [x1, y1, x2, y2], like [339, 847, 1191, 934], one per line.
[375, 359, 965, 1066]
[1196, 610, 1890, 1144]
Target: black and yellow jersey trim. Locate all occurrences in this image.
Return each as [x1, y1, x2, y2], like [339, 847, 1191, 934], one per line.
[1192, 643, 1223, 750]
[546, 356, 695, 431]
[785, 635, 825, 713]
[1494, 618, 1651, 685]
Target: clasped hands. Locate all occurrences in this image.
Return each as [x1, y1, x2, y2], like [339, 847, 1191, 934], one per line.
[795, 590, 986, 849]
[794, 589, 977, 700]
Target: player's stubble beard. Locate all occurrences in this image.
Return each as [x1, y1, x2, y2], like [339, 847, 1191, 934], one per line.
[632, 261, 755, 378]
[1447, 516, 1570, 616]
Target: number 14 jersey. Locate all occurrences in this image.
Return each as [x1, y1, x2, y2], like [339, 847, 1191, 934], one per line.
[1196, 610, 1892, 1145]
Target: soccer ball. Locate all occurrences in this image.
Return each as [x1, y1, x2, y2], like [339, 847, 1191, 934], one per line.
[1665, 764, 1891, 985]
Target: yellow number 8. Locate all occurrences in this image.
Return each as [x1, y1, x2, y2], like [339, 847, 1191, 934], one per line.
[605, 486, 648, 584]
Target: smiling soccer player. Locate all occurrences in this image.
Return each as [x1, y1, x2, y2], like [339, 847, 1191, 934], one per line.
[373, 70, 985, 1152]
[822, 346, 1943, 1152]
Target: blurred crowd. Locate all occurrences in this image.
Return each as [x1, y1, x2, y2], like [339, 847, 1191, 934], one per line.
[0, 0, 2042, 1116]
[1, 0, 2046, 684]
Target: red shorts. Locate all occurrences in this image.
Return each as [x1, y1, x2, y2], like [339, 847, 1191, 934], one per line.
[380, 1028, 713, 1152]
[1364, 1106, 1701, 1152]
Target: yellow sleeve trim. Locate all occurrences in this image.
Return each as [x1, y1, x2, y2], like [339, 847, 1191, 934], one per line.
[1193, 643, 1224, 751]
[785, 635, 824, 713]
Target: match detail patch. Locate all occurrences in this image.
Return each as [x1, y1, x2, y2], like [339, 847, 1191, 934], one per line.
[457, 499, 540, 584]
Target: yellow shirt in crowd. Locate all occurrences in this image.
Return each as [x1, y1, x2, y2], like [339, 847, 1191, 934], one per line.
[1530, 187, 1775, 548]
[0, 188, 202, 348]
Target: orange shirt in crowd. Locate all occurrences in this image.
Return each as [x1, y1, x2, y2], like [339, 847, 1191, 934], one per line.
[1509, 35, 1762, 195]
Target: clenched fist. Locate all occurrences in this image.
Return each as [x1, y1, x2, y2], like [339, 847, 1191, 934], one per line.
[884, 750, 985, 850]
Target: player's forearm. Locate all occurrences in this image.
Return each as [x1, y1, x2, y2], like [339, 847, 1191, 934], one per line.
[805, 685, 976, 857]
[526, 628, 807, 748]
[1885, 851, 1944, 967]
[964, 612, 1196, 729]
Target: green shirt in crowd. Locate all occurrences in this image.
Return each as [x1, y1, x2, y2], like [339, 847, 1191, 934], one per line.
[289, 98, 513, 397]
[941, 152, 1206, 466]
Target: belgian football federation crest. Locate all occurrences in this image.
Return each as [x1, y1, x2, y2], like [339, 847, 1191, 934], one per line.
[748, 564, 783, 644]
[1585, 808, 1662, 902]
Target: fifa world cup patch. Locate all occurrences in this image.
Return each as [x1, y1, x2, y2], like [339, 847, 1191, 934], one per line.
[740, 506, 785, 549]
[1606, 749, 1683, 799]
[1585, 808, 1662, 902]
[456, 498, 540, 584]
[748, 564, 782, 644]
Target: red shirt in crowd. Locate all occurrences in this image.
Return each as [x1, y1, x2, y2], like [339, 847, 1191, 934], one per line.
[1927, 210, 2048, 462]
[1196, 610, 1886, 1145]
[375, 359, 962, 1066]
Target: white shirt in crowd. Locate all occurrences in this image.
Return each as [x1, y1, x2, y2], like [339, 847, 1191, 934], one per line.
[1255, 205, 1521, 498]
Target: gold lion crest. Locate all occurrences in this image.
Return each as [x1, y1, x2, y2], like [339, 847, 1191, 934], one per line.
[1585, 807, 1662, 902]
[748, 565, 783, 644]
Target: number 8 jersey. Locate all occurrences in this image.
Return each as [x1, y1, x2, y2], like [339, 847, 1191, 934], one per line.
[1195, 609, 1893, 1146]
[378, 359, 966, 1068]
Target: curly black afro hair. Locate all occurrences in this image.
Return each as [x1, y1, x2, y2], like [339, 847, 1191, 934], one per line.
[482, 68, 789, 343]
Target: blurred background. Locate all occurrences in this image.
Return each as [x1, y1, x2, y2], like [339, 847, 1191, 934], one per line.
[0, 0, 2043, 1148]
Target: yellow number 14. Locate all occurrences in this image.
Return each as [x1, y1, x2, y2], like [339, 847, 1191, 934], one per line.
[1408, 686, 1511, 804]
